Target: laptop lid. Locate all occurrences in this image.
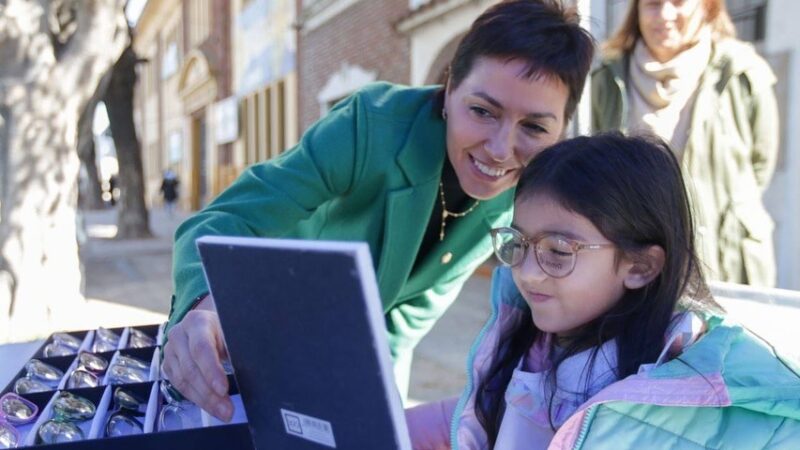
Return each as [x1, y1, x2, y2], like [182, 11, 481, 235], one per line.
[196, 236, 412, 450]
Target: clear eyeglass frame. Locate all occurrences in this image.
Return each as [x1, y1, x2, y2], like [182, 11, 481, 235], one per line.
[92, 328, 121, 354]
[43, 333, 83, 358]
[0, 393, 39, 426]
[490, 227, 614, 278]
[106, 354, 151, 385]
[0, 421, 19, 449]
[104, 388, 145, 438]
[14, 359, 64, 394]
[67, 352, 110, 389]
[37, 392, 96, 445]
[127, 329, 156, 349]
[157, 381, 201, 432]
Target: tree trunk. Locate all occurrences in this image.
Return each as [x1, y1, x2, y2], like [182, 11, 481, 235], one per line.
[77, 73, 111, 211]
[0, 0, 128, 343]
[104, 43, 151, 239]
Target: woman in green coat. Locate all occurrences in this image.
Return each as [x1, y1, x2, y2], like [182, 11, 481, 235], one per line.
[592, 0, 780, 287]
[161, 0, 595, 421]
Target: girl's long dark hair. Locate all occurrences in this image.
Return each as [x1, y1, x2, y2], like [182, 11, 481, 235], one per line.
[476, 133, 722, 446]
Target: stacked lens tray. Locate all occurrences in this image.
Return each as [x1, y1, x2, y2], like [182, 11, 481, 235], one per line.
[1, 324, 252, 449]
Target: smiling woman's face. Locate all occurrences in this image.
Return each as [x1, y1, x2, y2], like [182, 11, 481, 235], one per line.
[443, 56, 568, 200]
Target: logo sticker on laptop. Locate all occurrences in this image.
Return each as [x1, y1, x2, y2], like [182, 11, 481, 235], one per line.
[281, 408, 337, 448]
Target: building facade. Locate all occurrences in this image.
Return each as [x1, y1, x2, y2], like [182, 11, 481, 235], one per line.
[133, 0, 297, 211]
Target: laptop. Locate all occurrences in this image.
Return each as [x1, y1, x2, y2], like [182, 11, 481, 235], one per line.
[196, 236, 413, 450]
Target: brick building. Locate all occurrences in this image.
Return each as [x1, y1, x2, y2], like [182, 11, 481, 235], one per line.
[133, 0, 297, 210]
[297, 0, 412, 131]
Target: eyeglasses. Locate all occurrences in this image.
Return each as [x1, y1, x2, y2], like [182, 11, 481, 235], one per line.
[158, 381, 202, 432]
[43, 333, 83, 358]
[106, 354, 151, 385]
[37, 392, 96, 444]
[490, 227, 614, 278]
[92, 328, 121, 353]
[1, 393, 39, 426]
[66, 352, 109, 389]
[127, 329, 156, 349]
[13, 359, 65, 395]
[0, 393, 39, 449]
[104, 388, 145, 437]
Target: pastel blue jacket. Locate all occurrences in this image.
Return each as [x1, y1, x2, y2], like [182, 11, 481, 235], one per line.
[450, 268, 800, 449]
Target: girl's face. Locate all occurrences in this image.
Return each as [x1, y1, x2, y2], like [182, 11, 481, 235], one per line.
[443, 57, 568, 200]
[510, 194, 632, 339]
[638, 0, 706, 62]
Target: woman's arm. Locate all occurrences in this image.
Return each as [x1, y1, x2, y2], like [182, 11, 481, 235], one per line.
[169, 93, 363, 329]
[162, 93, 365, 421]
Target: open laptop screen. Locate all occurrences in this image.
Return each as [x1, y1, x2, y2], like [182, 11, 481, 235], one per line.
[196, 236, 411, 450]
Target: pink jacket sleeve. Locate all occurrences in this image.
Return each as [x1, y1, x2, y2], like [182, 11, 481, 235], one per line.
[405, 397, 459, 450]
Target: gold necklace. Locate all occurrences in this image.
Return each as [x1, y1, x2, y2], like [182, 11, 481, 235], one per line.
[438, 181, 480, 241]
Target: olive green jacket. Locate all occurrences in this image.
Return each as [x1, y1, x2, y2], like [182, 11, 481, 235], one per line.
[168, 82, 514, 393]
[592, 39, 779, 286]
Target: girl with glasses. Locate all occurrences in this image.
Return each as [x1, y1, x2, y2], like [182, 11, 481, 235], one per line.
[406, 133, 800, 449]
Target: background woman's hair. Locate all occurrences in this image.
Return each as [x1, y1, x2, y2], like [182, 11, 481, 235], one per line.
[444, 0, 595, 121]
[603, 0, 736, 58]
[475, 132, 721, 445]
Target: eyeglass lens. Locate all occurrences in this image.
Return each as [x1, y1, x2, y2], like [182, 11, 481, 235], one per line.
[0, 393, 39, 426]
[92, 327, 119, 353]
[92, 328, 120, 353]
[128, 329, 156, 349]
[24, 360, 63, 386]
[43, 333, 83, 357]
[107, 354, 150, 384]
[158, 381, 201, 432]
[14, 359, 64, 394]
[13, 378, 51, 395]
[104, 388, 145, 437]
[66, 351, 110, 389]
[494, 230, 576, 277]
[37, 420, 84, 444]
[67, 369, 100, 389]
[0, 422, 19, 449]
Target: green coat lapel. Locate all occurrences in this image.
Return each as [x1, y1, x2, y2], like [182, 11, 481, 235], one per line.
[376, 101, 445, 307]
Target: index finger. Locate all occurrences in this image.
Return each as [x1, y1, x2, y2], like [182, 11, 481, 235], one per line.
[187, 327, 229, 397]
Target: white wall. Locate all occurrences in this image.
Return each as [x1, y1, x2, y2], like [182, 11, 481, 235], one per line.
[761, 0, 799, 289]
[404, 0, 497, 86]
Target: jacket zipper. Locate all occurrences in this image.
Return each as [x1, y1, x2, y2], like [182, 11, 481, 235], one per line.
[571, 405, 597, 449]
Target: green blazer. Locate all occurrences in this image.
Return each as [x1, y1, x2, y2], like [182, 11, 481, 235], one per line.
[168, 82, 514, 391]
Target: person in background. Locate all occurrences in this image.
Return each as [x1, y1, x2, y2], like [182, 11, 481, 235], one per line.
[160, 169, 180, 217]
[406, 133, 800, 450]
[161, 0, 595, 422]
[592, 0, 780, 286]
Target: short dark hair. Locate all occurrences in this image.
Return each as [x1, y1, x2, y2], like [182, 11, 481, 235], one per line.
[448, 0, 595, 121]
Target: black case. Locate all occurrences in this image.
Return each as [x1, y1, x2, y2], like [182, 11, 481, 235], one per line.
[1, 324, 255, 450]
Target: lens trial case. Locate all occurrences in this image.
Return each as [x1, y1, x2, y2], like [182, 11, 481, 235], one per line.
[1, 324, 254, 450]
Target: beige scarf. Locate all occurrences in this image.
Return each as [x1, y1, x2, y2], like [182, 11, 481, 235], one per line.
[627, 30, 712, 156]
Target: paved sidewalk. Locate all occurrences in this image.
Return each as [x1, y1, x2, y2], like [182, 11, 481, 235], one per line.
[81, 207, 186, 317]
[77, 206, 492, 404]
